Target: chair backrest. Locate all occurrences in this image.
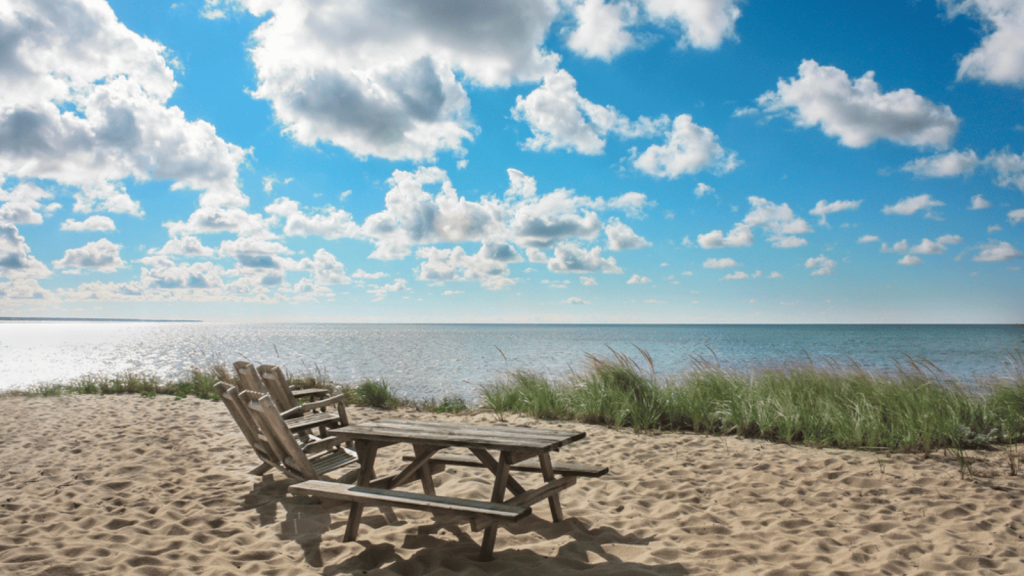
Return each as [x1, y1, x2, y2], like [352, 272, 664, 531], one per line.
[256, 364, 299, 411]
[215, 382, 276, 467]
[239, 390, 318, 481]
[233, 361, 267, 395]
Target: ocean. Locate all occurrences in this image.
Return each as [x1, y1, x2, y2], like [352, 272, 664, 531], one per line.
[1, 322, 1021, 398]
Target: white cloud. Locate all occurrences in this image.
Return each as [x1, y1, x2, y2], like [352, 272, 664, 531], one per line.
[52, 238, 125, 273]
[60, 216, 116, 232]
[416, 243, 520, 289]
[513, 70, 667, 155]
[565, 296, 588, 304]
[443, 290, 463, 295]
[139, 258, 226, 290]
[580, 276, 598, 286]
[605, 218, 651, 250]
[0, 183, 56, 226]
[940, 0, 1024, 86]
[639, 0, 741, 50]
[805, 254, 836, 275]
[607, 191, 653, 218]
[881, 239, 911, 253]
[898, 254, 923, 266]
[768, 271, 782, 278]
[266, 197, 360, 240]
[633, 114, 738, 178]
[882, 194, 945, 218]
[756, 60, 959, 149]
[902, 149, 980, 177]
[723, 270, 748, 280]
[985, 150, 1024, 191]
[989, 224, 1003, 233]
[974, 240, 1022, 262]
[703, 257, 738, 268]
[0, 1, 250, 219]
[368, 278, 410, 301]
[0, 223, 50, 278]
[909, 238, 947, 254]
[809, 199, 862, 225]
[970, 194, 992, 210]
[700, 196, 812, 249]
[858, 235, 880, 243]
[547, 242, 622, 273]
[152, 236, 216, 258]
[1009, 209, 1024, 224]
[219, 237, 292, 270]
[694, 182, 714, 198]
[243, 0, 560, 161]
[626, 274, 651, 284]
[352, 269, 389, 280]
[937, 234, 963, 246]
[566, 0, 637, 60]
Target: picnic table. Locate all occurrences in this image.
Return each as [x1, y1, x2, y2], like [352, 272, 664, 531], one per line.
[288, 418, 608, 561]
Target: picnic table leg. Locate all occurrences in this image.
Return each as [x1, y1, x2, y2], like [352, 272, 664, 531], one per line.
[412, 444, 437, 496]
[479, 451, 512, 562]
[537, 452, 564, 522]
[344, 441, 378, 542]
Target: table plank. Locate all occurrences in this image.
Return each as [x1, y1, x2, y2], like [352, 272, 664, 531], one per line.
[329, 419, 585, 452]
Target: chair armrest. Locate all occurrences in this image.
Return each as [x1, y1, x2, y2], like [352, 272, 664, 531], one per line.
[280, 393, 348, 419]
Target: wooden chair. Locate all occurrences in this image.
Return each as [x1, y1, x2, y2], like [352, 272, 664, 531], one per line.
[215, 381, 282, 476]
[233, 361, 348, 438]
[239, 390, 358, 481]
[257, 364, 329, 406]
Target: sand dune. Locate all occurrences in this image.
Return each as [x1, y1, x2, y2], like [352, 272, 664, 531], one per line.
[2, 394, 1022, 575]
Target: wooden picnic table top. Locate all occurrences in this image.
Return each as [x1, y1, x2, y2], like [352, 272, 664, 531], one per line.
[328, 418, 586, 453]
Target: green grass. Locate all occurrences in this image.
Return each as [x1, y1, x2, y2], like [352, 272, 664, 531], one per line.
[479, 350, 1024, 453]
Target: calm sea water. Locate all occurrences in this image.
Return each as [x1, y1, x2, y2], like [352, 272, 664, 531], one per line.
[1, 322, 1021, 398]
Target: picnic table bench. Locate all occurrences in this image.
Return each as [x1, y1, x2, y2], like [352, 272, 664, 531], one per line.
[288, 418, 608, 561]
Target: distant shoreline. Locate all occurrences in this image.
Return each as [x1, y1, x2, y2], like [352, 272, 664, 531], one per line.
[0, 317, 200, 323]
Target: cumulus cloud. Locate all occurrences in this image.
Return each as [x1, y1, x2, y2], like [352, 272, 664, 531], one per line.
[513, 70, 667, 155]
[703, 257, 738, 268]
[986, 150, 1024, 191]
[352, 269, 389, 280]
[605, 218, 651, 250]
[52, 238, 125, 273]
[639, 0, 742, 50]
[566, 0, 637, 60]
[1010, 209, 1024, 224]
[809, 199, 862, 226]
[970, 194, 992, 210]
[699, 196, 811, 248]
[60, 216, 115, 232]
[368, 278, 410, 301]
[756, 60, 959, 149]
[416, 244, 520, 289]
[219, 237, 292, 270]
[565, 296, 589, 304]
[0, 183, 55, 225]
[694, 183, 714, 198]
[805, 254, 836, 275]
[940, 0, 1024, 86]
[723, 270, 748, 280]
[242, 0, 561, 161]
[564, 0, 742, 59]
[898, 254, 923, 266]
[547, 243, 622, 273]
[858, 235, 880, 243]
[902, 149, 980, 177]
[633, 114, 738, 178]
[626, 274, 651, 284]
[973, 240, 1022, 262]
[0, 0, 249, 217]
[266, 197, 360, 240]
[153, 236, 216, 258]
[882, 194, 945, 219]
[0, 223, 50, 278]
[580, 276, 598, 286]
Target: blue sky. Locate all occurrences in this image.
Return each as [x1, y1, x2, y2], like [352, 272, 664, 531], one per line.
[1, 0, 1022, 323]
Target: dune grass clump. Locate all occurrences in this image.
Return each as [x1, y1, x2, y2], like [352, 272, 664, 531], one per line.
[479, 349, 1024, 453]
[356, 379, 400, 409]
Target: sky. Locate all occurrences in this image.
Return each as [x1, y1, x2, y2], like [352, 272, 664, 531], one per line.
[0, 0, 1022, 323]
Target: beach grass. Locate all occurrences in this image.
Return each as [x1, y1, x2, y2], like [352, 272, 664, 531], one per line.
[6, 349, 1022, 454]
[479, 349, 1024, 453]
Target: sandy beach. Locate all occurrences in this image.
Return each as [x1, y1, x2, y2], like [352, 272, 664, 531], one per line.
[2, 394, 1022, 575]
